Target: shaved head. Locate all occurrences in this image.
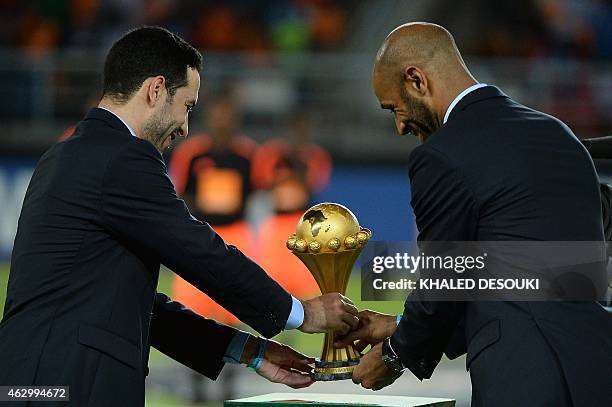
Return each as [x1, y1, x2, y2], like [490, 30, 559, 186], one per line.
[375, 22, 470, 81]
[372, 22, 477, 143]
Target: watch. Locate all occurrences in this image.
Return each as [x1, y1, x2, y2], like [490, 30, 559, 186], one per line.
[381, 336, 405, 372]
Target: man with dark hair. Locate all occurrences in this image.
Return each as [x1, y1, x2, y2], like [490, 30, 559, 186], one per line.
[0, 26, 359, 406]
[102, 26, 203, 104]
[337, 23, 612, 406]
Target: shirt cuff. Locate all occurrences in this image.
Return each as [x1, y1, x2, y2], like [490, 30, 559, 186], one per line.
[222, 331, 251, 364]
[284, 296, 304, 330]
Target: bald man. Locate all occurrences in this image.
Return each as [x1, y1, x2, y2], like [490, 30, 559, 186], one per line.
[335, 23, 612, 406]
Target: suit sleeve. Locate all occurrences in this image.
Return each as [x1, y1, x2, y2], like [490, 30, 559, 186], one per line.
[391, 145, 478, 379]
[150, 293, 236, 379]
[100, 139, 292, 338]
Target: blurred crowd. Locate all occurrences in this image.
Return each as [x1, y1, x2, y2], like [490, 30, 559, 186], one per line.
[0, 0, 354, 56]
[1, 0, 611, 59]
[428, 0, 612, 59]
[0, 0, 610, 153]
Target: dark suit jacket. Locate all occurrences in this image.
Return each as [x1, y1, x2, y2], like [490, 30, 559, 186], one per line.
[0, 108, 292, 406]
[390, 87, 612, 406]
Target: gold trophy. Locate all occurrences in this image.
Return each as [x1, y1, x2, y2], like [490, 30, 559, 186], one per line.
[286, 202, 371, 381]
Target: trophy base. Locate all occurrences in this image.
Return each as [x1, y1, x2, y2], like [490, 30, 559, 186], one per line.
[313, 358, 360, 381]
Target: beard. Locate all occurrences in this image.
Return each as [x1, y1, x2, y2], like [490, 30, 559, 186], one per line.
[400, 86, 438, 142]
[142, 100, 178, 151]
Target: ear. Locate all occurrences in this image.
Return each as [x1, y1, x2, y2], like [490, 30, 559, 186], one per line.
[145, 76, 167, 107]
[403, 67, 429, 96]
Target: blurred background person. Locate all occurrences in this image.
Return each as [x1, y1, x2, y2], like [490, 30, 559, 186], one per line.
[169, 90, 257, 402]
[253, 112, 332, 306]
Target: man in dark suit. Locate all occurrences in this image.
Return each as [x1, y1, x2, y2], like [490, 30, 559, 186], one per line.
[337, 23, 612, 406]
[0, 27, 359, 406]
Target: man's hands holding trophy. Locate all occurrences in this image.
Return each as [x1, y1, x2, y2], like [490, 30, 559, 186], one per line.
[334, 309, 398, 352]
[299, 293, 360, 335]
[235, 297, 403, 391]
[250, 202, 404, 390]
[335, 309, 404, 390]
[240, 293, 360, 389]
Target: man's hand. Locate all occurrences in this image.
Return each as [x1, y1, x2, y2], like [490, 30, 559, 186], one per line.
[299, 293, 359, 335]
[334, 309, 397, 352]
[243, 337, 315, 388]
[352, 342, 402, 391]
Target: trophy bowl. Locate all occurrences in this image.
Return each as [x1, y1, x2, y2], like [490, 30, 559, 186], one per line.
[286, 202, 371, 381]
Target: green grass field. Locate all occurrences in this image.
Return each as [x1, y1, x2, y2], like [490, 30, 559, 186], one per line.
[0, 263, 403, 406]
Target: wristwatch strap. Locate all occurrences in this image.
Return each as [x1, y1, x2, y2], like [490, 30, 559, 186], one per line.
[382, 336, 405, 372]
